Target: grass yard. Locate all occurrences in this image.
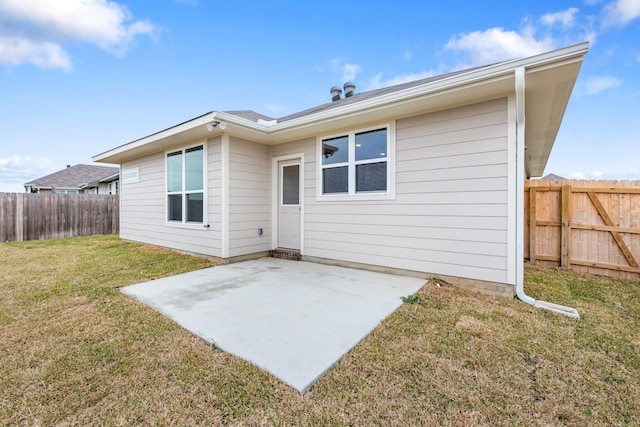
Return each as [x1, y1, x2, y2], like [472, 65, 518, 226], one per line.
[1, 235, 639, 426]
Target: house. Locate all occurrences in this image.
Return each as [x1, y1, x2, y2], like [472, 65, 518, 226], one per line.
[93, 43, 588, 298]
[24, 164, 120, 194]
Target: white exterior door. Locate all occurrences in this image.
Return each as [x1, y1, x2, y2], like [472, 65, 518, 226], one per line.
[278, 160, 301, 250]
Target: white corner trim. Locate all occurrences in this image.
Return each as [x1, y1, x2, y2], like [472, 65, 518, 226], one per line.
[507, 95, 517, 286]
[221, 134, 230, 258]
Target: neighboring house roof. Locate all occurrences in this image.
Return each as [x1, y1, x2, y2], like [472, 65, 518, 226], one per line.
[541, 173, 566, 180]
[24, 164, 120, 191]
[93, 42, 589, 177]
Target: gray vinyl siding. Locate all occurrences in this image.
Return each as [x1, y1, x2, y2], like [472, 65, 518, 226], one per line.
[228, 137, 271, 257]
[119, 138, 223, 257]
[301, 98, 510, 284]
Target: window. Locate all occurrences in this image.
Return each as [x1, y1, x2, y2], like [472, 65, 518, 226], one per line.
[122, 167, 139, 183]
[166, 145, 204, 224]
[320, 125, 392, 197]
[55, 189, 78, 194]
[108, 181, 119, 195]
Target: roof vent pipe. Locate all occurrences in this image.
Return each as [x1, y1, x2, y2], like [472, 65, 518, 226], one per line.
[330, 86, 342, 102]
[344, 81, 356, 98]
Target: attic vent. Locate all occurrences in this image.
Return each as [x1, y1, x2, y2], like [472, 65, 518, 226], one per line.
[330, 86, 342, 102]
[343, 81, 356, 98]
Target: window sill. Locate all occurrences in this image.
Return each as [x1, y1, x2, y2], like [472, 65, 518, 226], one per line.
[165, 222, 209, 230]
[316, 192, 396, 202]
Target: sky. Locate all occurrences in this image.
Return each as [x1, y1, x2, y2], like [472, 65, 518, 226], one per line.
[0, 0, 639, 192]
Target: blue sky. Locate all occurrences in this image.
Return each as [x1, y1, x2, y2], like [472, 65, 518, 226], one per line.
[1, 0, 639, 192]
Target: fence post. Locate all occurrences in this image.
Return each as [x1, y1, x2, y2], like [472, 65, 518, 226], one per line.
[15, 194, 24, 242]
[560, 185, 571, 268]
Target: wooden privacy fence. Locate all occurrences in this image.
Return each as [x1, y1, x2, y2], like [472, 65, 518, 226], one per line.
[0, 193, 119, 243]
[525, 179, 640, 281]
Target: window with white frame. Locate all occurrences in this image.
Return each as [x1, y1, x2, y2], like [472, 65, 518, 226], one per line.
[320, 126, 390, 196]
[166, 145, 204, 224]
[108, 181, 119, 195]
[55, 189, 78, 194]
[122, 168, 139, 183]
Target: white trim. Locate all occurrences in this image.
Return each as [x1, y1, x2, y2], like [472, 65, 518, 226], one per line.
[202, 45, 589, 135]
[221, 134, 230, 258]
[121, 167, 139, 183]
[513, 66, 579, 318]
[316, 122, 396, 201]
[93, 112, 217, 163]
[514, 67, 530, 304]
[164, 142, 207, 228]
[272, 153, 305, 253]
[280, 161, 301, 206]
[507, 95, 517, 286]
[93, 43, 588, 166]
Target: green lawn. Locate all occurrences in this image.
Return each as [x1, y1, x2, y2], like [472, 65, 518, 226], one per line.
[1, 236, 638, 426]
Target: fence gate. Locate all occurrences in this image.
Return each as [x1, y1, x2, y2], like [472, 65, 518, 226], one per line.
[525, 179, 640, 281]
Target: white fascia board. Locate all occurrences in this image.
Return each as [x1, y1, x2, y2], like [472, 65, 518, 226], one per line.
[267, 42, 589, 133]
[93, 112, 217, 163]
[94, 42, 588, 162]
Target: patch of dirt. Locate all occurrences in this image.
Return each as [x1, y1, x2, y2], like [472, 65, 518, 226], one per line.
[455, 315, 493, 338]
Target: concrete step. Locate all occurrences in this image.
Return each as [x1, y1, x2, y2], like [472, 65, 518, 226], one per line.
[271, 249, 301, 261]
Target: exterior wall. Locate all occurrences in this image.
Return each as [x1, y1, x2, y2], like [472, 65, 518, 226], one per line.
[115, 98, 511, 285]
[97, 182, 110, 194]
[119, 137, 223, 257]
[228, 137, 272, 257]
[285, 98, 510, 284]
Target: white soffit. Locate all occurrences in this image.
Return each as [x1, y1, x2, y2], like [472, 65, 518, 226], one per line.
[524, 57, 585, 177]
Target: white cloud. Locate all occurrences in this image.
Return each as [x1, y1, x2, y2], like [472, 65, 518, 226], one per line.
[0, 36, 71, 69]
[444, 26, 557, 67]
[0, 155, 54, 182]
[569, 170, 608, 180]
[342, 63, 361, 82]
[0, 0, 157, 69]
[583, 76, 623, 94]
[569, 171, 587, 179]
[367, 70, 435, 90]
[403, 50, 413, 60]
[602, 0, 640, 27]
[541, 7, 580, 27]
[329, 58, 362, 83]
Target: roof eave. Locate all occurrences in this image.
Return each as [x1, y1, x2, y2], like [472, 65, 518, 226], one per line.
[93, 42, 588, 165]
[266, 42, 589, 134]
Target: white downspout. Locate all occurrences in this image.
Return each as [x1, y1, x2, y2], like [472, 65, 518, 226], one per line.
[514, 66, 579, 319]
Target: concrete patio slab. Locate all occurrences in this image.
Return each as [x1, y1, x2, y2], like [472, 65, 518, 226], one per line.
[121, 257, 426, 393]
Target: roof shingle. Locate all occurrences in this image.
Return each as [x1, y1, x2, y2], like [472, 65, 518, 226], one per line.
[24, 164, 119, 189]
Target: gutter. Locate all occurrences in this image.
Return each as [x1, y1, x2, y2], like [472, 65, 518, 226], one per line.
[514, 66, 579, 319]
[93, 43, 589, 164]
[214, 43, 589, 135]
